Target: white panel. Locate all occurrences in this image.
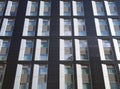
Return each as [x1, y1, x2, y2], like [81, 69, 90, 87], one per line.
[104, 1, 110, 15]
[102, 64, 111, 89]
[72, 1, 77, 16]
[108, 18, 115, 36]
[60, 18, 64, 36]
[118, 64, 120, 71]
[18, 39, 26, 60]
[39, 1, 44, 16]
[60, 64, 65, 89]
[75, 39, 80, 60]
[60, 1, 64, 16]
[37, 19, 43, 36]
[32, 64, 39, 89]
[23, 19, 29, 36]
[74, 18, 79, 36]
[95, 18, 101, 36]
[92, 1, 97, 16]
[13, 64, 23, 89]
[0, 19, 8, 36]
[76, 64, 83, 89]
[35, 39, 41, 60]
[26, 1, 32, 16]
[98, 39, 106, 60]
[60, 39, 64, 60]
[5, 1, 12, 16]
[113, 39, 120, 60]
[0, 40, 3, 52]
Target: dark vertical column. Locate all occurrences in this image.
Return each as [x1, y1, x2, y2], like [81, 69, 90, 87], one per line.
[70, 0, 78, 89]
[47, 0, 59, 89]
[84, 0, 105, 89]
[115, 0, 120, 87]
[2, 0, 27, 89]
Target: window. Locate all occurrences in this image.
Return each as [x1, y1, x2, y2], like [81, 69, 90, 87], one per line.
[83, 83, 90, 89]
[0, 2, 5, 16]
[60, 1, 71, 16]
[10, 2, 18, 16]
[75, 39, 89, 60]
[82, 68, 89, 75]
[60, 39, 73, 60]
[103, 40, 113, 60]
[82, 66, 90, 84]
[5, 1, 18, 16]
[64, 19, 72, 36]
[28, 19, 36, 36]
[98, 39, 113, 60]
[110, 83, 119, 89]
[60, 19, 72, 36]
[0, 39, 10, 61]
[95, 19, 109, 36]
[5, 19, 14, 36]
[32, 65, 48, 89]
[104, 0, 118, 16]
[72, 1, 84, 16]
[102, 65, 119, 89]
[0, 18, 15, 36]
[26, 1, 38, 16]
[107, 67, 115, 74]
[23, 19, 36, 36]
[64, 1, 71, 16]
[108, 19, 120, 36]
[40, 40, 48, 60]
[60, 64, 74, 89]
[74, 19, 86, 36]
[13, 65, 31, 89]
[35, 39, 49, 61]
[92, 1, 105, 16]
[24, 40, 33, 61]
[18, 39, 34, 61]
[24, 54, 32, 61]
[39, 1, 51, 16]
[76, 65, 91, 89]
[37, 19, 50, 36]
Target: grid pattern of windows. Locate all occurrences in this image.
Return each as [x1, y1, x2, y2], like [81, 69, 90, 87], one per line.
[0, 0, 120, 89]
[0, 0, 18, 88]
[60, 0, 84, 16]
[13, 0, 51, 89]
[93, 0, 120, 89]
[26, 1, 51, 16]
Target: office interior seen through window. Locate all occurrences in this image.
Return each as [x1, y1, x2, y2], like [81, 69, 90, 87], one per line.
[0, 0, 120, 89]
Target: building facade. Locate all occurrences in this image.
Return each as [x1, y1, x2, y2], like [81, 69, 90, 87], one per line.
[0, 0, 120, 89]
